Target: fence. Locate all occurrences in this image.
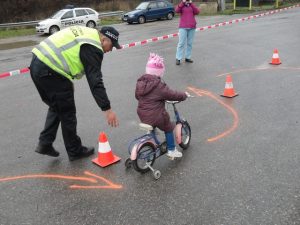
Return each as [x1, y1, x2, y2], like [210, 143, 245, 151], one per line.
[225, 0, 300, 10]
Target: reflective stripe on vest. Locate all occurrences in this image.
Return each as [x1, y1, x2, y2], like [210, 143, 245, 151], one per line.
[35, 44, 64, 72]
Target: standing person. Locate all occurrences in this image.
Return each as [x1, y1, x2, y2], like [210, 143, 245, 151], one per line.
[135, 53, 190, 158]
[175, 0, 200, 65]
[30, 25, 121, 161]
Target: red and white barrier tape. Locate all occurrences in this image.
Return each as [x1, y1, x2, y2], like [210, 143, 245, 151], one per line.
[0, 67, 30, 79]
[0, 4, 299, 79]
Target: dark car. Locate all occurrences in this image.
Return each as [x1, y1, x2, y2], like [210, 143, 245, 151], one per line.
[122, 0, 175, 24]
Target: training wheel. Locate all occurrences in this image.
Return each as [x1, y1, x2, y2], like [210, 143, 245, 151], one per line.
[153, 170, 161, 180]
[125, 158, 132, 168]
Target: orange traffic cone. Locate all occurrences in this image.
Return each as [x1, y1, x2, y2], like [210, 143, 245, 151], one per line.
[221, 74, 238, 98]
[92, 132, 121, 167]
[270, 49, 281, 65]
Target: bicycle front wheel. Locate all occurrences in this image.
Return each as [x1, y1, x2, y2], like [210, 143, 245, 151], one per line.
[179, 121, 191, 150]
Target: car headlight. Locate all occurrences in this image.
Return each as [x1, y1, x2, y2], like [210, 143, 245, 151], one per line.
[128, 14, 135, 18]
[38, 24, 46, 27]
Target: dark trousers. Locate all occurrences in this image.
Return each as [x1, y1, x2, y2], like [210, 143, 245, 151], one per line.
[30, 55, 82, 156]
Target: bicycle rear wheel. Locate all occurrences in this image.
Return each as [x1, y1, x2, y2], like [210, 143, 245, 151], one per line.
[179, 121, 191, 150]
[132, 143, 156, 173]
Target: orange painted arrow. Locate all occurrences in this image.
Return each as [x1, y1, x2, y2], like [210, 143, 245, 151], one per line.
[0, 171, 122, 190]
[188, 86, 239, 142]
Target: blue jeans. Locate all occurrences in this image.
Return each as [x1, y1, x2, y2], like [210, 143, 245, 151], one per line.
[165, 131, 175, 151]
[176, 28, 196, 61]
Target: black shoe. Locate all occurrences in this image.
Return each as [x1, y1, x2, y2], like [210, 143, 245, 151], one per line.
[176, 59, 180, 65]
[69, 146, 95, 161]
[185, 58, 193, 63]
[35, 144, 59, 157]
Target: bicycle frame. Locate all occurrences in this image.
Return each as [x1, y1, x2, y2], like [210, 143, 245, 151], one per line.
[171, 103, 181, 122]
[169, 102, 187, 144]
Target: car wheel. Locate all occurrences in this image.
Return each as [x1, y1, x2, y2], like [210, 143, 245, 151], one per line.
[86, 20, 96, 28]
[138, 16, 146, 24]
[49, 25, 60, 35]
[167, 12, 174, 20]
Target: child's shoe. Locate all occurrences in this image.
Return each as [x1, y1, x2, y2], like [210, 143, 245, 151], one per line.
[167, 148, 182, 159]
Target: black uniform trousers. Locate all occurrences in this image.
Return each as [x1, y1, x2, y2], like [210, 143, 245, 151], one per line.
[30, 55, 83, 156]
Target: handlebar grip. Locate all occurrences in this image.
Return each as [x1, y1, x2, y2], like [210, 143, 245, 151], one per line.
[166, 100, 180, 104]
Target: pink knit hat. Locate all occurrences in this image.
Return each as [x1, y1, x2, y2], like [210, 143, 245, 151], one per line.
[145, 53, 165, 77]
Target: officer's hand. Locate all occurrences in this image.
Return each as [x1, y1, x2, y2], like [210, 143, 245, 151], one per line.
[104, 109, 119, 127]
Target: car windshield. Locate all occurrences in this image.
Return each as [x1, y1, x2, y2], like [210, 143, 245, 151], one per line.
[51, 10, 67, 19]
[136, 2, 149, 10]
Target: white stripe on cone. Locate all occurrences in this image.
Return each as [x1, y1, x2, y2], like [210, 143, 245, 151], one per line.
[225, 82, 233, 89]
[98, 141, 111, 153]
[273, 53, 279, 58]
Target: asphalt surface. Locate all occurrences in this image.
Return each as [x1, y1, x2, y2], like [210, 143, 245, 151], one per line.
[0, 9, 300, 225]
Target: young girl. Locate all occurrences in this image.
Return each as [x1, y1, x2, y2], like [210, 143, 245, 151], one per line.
[135, 53, 189, 158]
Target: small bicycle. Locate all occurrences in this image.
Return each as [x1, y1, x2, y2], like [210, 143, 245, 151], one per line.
[125, 99, 192, 180]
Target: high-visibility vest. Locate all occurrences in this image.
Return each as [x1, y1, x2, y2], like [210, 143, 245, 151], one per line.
[32, 26, 103, 81]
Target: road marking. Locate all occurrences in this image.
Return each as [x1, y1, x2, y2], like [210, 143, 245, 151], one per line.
[0, 171, 122, 190]
[188, 86, 239, 142]
[70, 171, 122, 189]
[216, 66, 300, 77]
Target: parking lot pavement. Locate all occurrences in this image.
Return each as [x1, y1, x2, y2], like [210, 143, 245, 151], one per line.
[0, 7, 300, 225]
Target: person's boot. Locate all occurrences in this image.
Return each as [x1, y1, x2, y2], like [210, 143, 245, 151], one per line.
[68, 146, 95, 161]
[35, 144, 60, 157]
[176, 59, 180, 65]
[185, 58, 194, 63]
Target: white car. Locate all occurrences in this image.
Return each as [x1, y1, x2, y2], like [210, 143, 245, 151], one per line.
[36, 7, 100, 35]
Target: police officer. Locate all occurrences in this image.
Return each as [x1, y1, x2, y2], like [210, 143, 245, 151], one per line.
[30, 26, 121, 161]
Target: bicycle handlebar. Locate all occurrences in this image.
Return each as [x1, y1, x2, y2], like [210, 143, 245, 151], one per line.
[166, 94, 194, 105]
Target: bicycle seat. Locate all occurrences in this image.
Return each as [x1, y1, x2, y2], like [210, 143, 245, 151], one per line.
[166, 100, 180, 104]
[139, 123, 154, 131]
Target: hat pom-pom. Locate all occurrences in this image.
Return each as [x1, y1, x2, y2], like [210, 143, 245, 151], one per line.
[148, 53, 164, 68]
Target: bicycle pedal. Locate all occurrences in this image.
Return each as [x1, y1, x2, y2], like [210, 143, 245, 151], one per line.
[167, 156, 175, 160]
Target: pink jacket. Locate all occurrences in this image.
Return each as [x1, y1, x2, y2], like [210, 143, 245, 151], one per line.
[175, 2, 200, 29]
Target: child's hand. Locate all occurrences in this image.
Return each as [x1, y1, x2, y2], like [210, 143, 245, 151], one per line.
[185, 91, 192, 98]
